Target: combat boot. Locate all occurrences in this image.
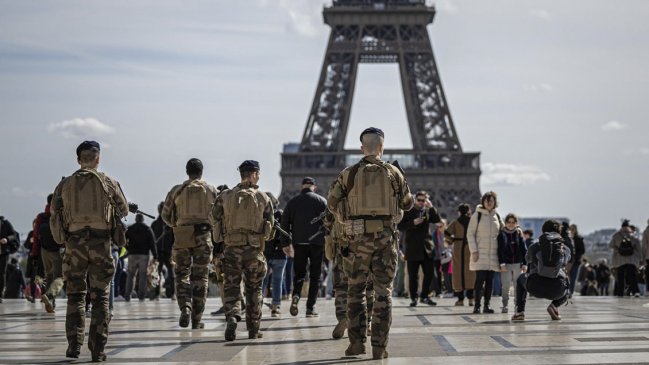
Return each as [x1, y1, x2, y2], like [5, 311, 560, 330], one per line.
[332, 319, 347, 339]
[225, 317, 238, 341]
[248, 323, 263, 339]
[372, 346, 388, 359]
[179, 307, 191, 328]
[66, 344, 81, 358]
[192, 321, 205, 329]
[91, 351, 107, 362]
[345, 342, 366, 356]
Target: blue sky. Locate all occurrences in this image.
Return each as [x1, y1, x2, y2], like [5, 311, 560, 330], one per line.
[1, 0, 648, 235]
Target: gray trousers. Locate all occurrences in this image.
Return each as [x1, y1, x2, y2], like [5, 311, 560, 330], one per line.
[125, 255, 149, 300]
[501, 263, 523, 308]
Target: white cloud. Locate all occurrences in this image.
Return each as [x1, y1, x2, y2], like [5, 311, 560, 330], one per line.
[529, 9, 551, 20]
[48, 118, 115, 139]
[600, 120, 627, 132]
[522, 83, 553, 92]
[482, 163, 551, 186]
[257, 0, 326, 37]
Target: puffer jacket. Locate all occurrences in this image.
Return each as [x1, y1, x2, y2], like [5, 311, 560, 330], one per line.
[467, 205, 502, 271]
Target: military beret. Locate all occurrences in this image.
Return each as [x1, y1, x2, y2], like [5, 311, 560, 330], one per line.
[302, 177, 316, 185]
[238, 160, 260, 172]
[359, 127, 384, 142]
[76, 140, 100, 157]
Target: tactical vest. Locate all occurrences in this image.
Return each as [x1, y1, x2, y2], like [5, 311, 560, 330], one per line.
[346, 161, 399, 219]
[62, 170, 112, 232]
[222, 186, 269, 245]
[174, 180, 214, 226]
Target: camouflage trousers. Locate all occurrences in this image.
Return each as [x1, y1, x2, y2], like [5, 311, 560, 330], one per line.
[63, 233, 114, 354]
[334, 246, 374, 328]
[213, 254, 225, 305]
[223, 245, 266, 329]
[172, 234, 213, 323]
[346, 230, 397, 349]
[41, 249, 64, 298]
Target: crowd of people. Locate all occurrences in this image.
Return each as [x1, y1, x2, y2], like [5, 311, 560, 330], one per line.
[1, 129, 649, 362]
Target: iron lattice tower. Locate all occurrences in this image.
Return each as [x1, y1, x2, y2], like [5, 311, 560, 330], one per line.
[279, 0, 481, 218]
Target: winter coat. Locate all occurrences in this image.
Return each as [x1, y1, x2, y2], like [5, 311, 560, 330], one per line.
[398, 206, 441, 261]
[467, 205, 502, 271]
[445, 215, 475, 290]
[609, 229, 642, 268]
[281, 188, 327, 246]
[125, 222, 158, 258]
[497, 228, 527, 267]
[573, 234, 586, 263]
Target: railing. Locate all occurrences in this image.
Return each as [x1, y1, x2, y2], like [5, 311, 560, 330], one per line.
[281, 150, 480, 172]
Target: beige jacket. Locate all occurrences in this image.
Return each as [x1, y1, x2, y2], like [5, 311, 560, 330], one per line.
[466, 205, 502, 272]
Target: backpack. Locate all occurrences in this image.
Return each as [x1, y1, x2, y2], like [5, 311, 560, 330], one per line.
[63, 170, 112, 232]
[174, 180, 213, 225]
[37, 213, 59, 252]
[536, 232, 564, 278]
[346, 160, 398, 218]
[223, 186, 267, 234]
[617, 236, 634, 256]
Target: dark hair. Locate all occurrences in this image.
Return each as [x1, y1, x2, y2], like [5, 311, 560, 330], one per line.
[186, 158, 203, 176]
[542, 219, 561, 233]
[523, 229, 534, 236]
[415, 191, 429, 199]
[457, 203, 470, 216]
[480, 191, 498, 208]
[47, 193, 53, 205]
[135, 213, 144, 223]
[505, 213, 518, 223]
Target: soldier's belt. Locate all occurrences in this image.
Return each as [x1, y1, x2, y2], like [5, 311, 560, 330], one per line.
[68, 227, 110, 238]
[343, 219, 392, 235]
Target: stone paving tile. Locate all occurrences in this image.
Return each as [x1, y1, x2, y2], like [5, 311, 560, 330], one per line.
[1, 295, 649, 364]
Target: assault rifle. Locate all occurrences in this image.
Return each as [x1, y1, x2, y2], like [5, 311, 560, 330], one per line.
[274, 222, 292, 241]
[308, 210, 329, 242]
[127, 203, 155, 219]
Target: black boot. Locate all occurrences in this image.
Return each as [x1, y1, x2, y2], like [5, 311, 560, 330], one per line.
[483, 300, 495, 314]
[473, 292, 482, 314]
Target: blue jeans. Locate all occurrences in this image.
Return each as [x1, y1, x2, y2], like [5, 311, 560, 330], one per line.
[263, 259, 287, 305]
[283, 257, 294, 296]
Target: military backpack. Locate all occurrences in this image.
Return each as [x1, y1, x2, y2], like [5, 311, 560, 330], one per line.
[174, 180, 214, 226]
[62, 169, 112, 232]
[345, 160, 399, 218]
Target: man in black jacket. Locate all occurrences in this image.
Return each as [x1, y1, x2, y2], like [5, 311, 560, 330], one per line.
[282, 177, 327, 317]
[397, 191, 441, 306]
[151, 202, 175, 300]
[568, 224, 585, 295]
[124, 214, 157, 301]
[0, 215, 20, 302]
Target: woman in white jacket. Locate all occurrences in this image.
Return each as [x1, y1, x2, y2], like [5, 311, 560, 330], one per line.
[467, 191, 503, 314]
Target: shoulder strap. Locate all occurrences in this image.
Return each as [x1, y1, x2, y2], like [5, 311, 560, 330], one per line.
[82, 169, 118, 209]
[345, 162, 363, 194]
[474, 212, 482, 238]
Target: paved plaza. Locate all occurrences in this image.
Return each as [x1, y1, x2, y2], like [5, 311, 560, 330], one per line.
[1, 295, 649, 364]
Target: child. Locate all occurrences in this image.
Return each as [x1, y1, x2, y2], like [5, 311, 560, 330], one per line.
[511, 220, 571, 321]
[497, 213, 527, 313]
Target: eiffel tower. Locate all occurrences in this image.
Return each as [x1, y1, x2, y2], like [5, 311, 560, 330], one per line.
[279, 0, 481, 218]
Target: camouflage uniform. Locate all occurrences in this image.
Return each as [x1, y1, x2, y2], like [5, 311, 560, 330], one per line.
[51, 169, 128, 358]
[162, 178, 218, 327]
[326, 217, 375, 339]
[327, 155, 412, 357]
[213, 181, 274, 340]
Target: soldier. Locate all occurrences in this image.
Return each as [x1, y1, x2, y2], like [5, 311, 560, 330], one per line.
[161, 158, 218, 329]
[324, 213, 375, 340]
[327, 127, 413, 359]
[214, 160, 274, 341]
[50, 141, 131, 362]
